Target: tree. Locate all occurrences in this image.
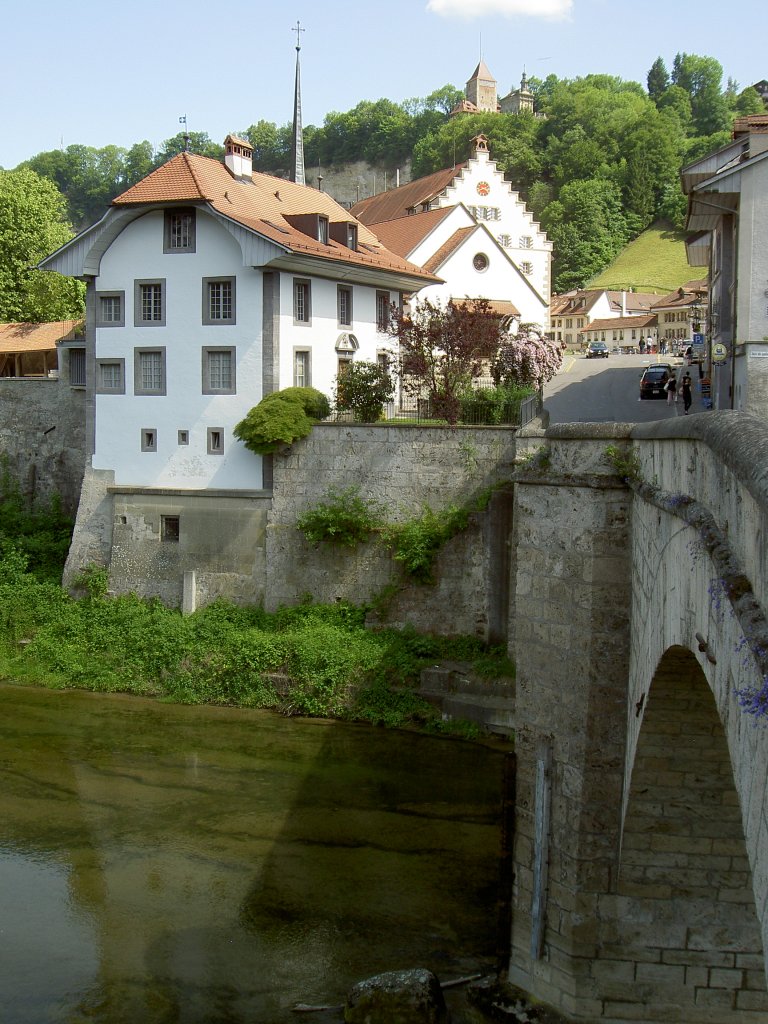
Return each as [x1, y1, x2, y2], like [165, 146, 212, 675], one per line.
[492, 324, 562, 390]
[732, 87, 764, 117]
[541, 178, 629, 292]
[155, 132, 223, 163]
[334, 361, 394, 422]
[647, 58, 669, 103]
[389, 298, 501, 424]
[0, 168, 84, 322]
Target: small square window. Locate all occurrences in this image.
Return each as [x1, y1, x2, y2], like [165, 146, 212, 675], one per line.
[141, 428, 157, 452]
[202, 277, 236, 325]
[202, 347, 235, 394]
[161, 515, 180, 542]
[164, 209, 196, 253]
[95, 359, 125, 394]
[178, 430, 189, 445]
[134, 280, 166, 326]
[96, 291, 125, 327]
[134, 348, 166, 395]
[207, 428, 224, 455]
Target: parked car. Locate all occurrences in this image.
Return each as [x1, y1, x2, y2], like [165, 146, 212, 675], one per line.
[639, 366, 671, 400]
[586, 341, 609, 359]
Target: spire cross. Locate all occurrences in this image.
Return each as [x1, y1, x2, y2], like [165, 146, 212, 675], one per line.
[292, 20, 304, 52]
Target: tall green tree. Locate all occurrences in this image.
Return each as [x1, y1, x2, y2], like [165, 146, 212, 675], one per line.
[541, 178, 629, 292]
[0, 169, 84, 322]
[647, 58, 669, 103]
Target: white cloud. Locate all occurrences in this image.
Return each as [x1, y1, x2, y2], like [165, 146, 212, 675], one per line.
[427, 0, 573, 19]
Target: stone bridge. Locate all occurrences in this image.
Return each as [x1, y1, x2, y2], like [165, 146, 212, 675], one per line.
[509, 411, 768, 1022]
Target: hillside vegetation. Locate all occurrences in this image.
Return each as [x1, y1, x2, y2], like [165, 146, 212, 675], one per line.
[588, 220, 708, 293]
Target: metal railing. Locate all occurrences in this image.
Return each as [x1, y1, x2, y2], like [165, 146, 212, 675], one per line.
[327, 390, 543, 427]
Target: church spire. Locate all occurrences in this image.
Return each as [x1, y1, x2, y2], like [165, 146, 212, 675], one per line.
[290, 20, 305, 186]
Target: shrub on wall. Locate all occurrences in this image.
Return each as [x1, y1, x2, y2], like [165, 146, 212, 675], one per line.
[334, 361, 394, 423]
[297, 486, 383, 546]
[234, 387, 331, 455]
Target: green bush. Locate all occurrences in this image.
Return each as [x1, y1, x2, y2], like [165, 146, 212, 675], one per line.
[458, 384, 534, 425]
[334, 361, 394, 423]
[234, 387, 330, 455]
[297, 486, 383, 547]
[381, 504, 470, 584]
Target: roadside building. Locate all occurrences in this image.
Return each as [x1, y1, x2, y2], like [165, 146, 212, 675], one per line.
[0, 320, 83, 378]
[550, 289, 660, 350]
[579, 315, 658, 353]
[682, 113, 768, 413]
[650, 280, 708, 353]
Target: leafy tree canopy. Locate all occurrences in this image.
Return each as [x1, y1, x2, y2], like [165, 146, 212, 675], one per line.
[0, 168, 84, 322]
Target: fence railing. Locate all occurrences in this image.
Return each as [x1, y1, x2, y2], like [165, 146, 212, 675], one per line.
[327, 390, 543, 427]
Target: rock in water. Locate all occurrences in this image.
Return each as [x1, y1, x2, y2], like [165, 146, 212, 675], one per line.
[344, 968, 448, 1023]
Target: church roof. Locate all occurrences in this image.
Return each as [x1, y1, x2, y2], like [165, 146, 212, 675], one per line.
[366, 207, 455, 258]
[349, 165, 466, 226]
[112, 152, 437, 282]
[422, 227, 476, 274]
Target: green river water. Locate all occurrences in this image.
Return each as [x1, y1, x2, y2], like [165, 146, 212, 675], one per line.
[0, 684, 507, 1024]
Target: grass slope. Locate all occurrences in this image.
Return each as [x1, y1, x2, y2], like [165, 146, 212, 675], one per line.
[588, 220, 707, 293]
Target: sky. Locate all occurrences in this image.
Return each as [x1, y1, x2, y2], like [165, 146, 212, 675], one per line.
[1, 0, 763, 171]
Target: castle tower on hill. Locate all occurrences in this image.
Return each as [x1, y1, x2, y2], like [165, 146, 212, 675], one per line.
[466, 60, 498, 112]
[452, 62, 535, 117]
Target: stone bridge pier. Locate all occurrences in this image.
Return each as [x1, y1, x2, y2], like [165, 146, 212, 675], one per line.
[508, 413, 768, 1022]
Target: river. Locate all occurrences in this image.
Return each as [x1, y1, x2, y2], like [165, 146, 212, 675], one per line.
[0, 684, 507, 1023]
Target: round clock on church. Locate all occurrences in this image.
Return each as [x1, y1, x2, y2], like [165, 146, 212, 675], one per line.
[476, 181, 490, 196]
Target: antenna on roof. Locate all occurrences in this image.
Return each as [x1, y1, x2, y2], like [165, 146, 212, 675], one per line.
[179, 114, 190, 152]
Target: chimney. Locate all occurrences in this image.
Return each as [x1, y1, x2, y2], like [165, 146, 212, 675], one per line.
[224, 134, 253, 180]
[621, 291, 627, 317]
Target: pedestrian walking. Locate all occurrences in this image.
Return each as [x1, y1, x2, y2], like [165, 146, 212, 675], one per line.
[681, 373, 693, 415]
[665, 373, 677, 405]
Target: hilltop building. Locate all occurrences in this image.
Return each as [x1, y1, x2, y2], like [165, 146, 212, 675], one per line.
[350, 135, 551, 328]
[451, 62, 536, 117]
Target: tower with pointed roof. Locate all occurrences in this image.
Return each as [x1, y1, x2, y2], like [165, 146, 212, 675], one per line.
[466, 60, 498, 113]
[290, 21, 305, 186]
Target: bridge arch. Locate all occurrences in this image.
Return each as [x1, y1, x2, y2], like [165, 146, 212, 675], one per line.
[616, 643, 765, 1017]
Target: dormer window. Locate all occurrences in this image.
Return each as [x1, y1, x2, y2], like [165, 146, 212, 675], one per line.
[318, 216, 329, 244]
[346, 224, 357, 250]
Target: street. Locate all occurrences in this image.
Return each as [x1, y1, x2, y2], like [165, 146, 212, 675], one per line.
[544, 352, 703, 424]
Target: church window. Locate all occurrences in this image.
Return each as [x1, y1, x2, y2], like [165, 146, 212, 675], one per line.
[473, 253, 489, 272]
[520, 261, 533, 275]
[520, 235, 533, 249]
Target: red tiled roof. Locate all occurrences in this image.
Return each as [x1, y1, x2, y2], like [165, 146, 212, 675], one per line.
[369, 207, 454, 258]
[651, 282, 708, 310]
[423, 227, 476, 274]
[349, 165, 466, 226]
[580, 315, 656, 332]
[113, 153, 437, 283]
[733, 113, 768, 136]
[0, 320, 82, 353]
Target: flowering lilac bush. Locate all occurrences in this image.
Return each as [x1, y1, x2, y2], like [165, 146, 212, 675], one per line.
[492, 323, 563, 391]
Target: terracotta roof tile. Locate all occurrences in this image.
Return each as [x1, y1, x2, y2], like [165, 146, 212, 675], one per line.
[0, 320, 82, 353]
[113, 153, 437, 283]
[423, 227, 475, 274]
[581, 315, 656, 332]
[349, 165, 466, 226]
[369, 207, 454, 258]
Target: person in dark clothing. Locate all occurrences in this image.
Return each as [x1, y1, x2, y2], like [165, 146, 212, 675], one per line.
[681, 373, 693, 414]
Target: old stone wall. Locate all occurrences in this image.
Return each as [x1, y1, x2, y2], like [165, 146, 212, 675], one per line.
[266, 423, 518, 637]
[0, 377, 85, 514]
[507, 423, 634, 1018]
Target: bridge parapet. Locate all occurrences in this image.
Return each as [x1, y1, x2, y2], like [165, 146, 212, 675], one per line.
[509, 414, 768, 1021]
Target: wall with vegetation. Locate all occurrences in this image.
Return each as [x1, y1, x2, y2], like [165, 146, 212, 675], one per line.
[0, 376, 85, 514]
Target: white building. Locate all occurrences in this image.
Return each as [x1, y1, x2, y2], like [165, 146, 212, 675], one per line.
[39, 137, 437, 606]
[682, 113, 768, 414]
[41, 135, 436, 494]
[351, 135, 551, 329]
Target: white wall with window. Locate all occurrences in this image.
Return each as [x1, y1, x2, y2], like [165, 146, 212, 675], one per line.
[278, 275, 395, 402]
[91, 208, 263, 489]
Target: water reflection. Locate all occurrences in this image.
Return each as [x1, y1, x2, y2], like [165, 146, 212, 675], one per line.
[0, 685, 505, 1023]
